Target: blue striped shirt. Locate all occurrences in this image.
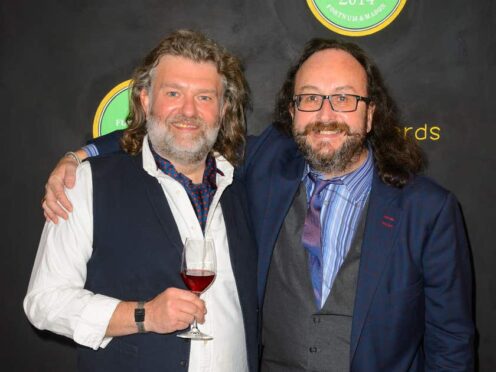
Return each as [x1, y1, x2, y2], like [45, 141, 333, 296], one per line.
[303, 149, 373, 308]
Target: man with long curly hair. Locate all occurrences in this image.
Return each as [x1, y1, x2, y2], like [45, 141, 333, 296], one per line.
[25, 30, 258, 372]
[40, 37, 474, 371]
[245, 39, 474, 371]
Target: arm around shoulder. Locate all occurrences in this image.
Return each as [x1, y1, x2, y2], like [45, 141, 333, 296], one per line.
[42, 130, 124, 224]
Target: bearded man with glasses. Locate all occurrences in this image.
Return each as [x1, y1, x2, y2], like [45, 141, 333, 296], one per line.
[41, 38, 474, 371]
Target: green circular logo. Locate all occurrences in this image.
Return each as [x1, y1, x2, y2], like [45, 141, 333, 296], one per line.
[307, 0, 407, 36]
[92, 80, 131, 138]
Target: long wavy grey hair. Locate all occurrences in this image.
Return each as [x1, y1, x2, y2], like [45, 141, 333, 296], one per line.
[121, 29, 250, 166]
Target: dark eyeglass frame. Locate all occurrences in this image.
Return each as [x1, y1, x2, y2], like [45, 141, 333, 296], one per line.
[293, 93, 372, 113]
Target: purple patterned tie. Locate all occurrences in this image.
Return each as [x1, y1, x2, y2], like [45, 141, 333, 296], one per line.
[302, 175, 341, 308]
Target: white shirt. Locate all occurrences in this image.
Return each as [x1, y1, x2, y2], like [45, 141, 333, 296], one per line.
[24, 137, 248, 372]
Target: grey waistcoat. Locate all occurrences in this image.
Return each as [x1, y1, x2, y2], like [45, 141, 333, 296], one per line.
[261, 184, 368, 372]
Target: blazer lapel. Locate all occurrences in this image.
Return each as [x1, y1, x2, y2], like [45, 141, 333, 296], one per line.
[350, 172, 403, 360]
[131, 155, 183, 255]
[258, 144, 305, 304]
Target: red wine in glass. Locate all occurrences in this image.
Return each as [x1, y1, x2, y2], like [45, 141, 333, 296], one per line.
[177, 238, 216, 340]
[181, 269, 215, 294]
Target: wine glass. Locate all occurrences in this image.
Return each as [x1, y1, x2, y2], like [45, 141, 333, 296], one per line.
[177, 238, 216, 340]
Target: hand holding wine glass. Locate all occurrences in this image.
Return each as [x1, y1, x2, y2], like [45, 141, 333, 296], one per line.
[177, 238, 216, 340]
[140, 288, 205, 334]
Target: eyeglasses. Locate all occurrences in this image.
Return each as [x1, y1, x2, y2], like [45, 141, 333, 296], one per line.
[293, 93, 371, 113]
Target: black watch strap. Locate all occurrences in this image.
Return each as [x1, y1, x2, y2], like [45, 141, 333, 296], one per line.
[134, 301, 146, 333]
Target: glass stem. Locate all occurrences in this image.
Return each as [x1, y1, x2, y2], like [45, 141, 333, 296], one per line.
[190, 291, 201, 333]
[191, 319, 199, 332]
[191, 291, 200, 333]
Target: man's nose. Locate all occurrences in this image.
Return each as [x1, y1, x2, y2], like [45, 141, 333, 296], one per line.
[316, 98, 338, 122]
[180, 95, 197, 117]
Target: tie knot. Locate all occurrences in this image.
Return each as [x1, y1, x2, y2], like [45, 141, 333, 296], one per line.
[309, 173, 343, 196]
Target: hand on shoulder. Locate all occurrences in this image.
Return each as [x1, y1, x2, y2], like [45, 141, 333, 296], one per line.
[42, 149, 88, 223]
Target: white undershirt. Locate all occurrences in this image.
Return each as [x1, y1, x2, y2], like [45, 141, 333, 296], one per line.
[24, 137, 248, 372]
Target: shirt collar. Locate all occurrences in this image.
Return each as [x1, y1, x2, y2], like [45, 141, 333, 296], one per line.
[141, 135, 234, 187]
[303, 144, 374, 202]
[149, 141, 221, 189]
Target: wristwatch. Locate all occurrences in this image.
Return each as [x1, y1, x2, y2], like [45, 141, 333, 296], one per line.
[134, 301, 146, 333]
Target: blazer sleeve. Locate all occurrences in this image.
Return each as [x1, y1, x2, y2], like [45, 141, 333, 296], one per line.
[423, 192, 475, 370]
[87, 130, 124, 155]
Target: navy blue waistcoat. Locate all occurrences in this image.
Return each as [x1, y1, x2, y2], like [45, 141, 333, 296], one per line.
[77, 152, 259, 372]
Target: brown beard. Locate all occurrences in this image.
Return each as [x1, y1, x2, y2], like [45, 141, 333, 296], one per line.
[292, 121, 366, 174]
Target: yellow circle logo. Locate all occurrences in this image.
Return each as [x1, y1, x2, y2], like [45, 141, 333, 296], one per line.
[307, 0, 407, 37]
[92, 80, 132, 138]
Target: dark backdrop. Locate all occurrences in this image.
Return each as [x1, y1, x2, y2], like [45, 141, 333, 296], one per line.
[2, 1, 494, 370]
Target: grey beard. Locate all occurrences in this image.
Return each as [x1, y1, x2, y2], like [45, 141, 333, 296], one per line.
[293, 129, 366, 174]
[146, 115, 219, 165]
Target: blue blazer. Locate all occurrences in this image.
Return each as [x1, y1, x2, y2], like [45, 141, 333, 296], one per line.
[240, 125, 474, 371]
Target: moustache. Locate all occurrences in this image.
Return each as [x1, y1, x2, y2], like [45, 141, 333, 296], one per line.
[296, 121, 354, 137]
[166, 115, 206, 127]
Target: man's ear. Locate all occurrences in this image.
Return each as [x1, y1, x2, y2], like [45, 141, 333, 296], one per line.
[140, 89, 150, 117]
[289, 103, 295, 120]
[366, 102, 375, 133]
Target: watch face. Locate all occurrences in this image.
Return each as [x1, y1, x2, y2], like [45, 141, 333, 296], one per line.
[135, 308, 145, 323]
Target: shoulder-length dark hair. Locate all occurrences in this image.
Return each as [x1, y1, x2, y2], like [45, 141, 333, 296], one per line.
[274, 38, 426, 187]
[121, 29, 250, 166]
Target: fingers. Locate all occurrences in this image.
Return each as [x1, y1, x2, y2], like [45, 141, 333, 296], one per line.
[42, 199, 60, 224]
[42, 155, 79, 222]
[173, 300, 201, 325]
[43, 182, 70, 222]
[63, 160, 77, 189]
[175, 297, 206, 324]
[174, 320, 192, 331]
[164, 289, 207, 324]
[53, 185, 73, 212]
[171, 289, 206, 323]
[146, 288, 207, 334]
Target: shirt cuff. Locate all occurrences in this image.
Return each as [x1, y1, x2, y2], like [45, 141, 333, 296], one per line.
[82, 143, 99, 157]
[73, 294, 120, 350]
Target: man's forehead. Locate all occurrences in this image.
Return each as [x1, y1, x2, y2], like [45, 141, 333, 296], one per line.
[294, 49, 367, 92]
[156, 54, 219, 72]
[152, 55, 223, 89]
